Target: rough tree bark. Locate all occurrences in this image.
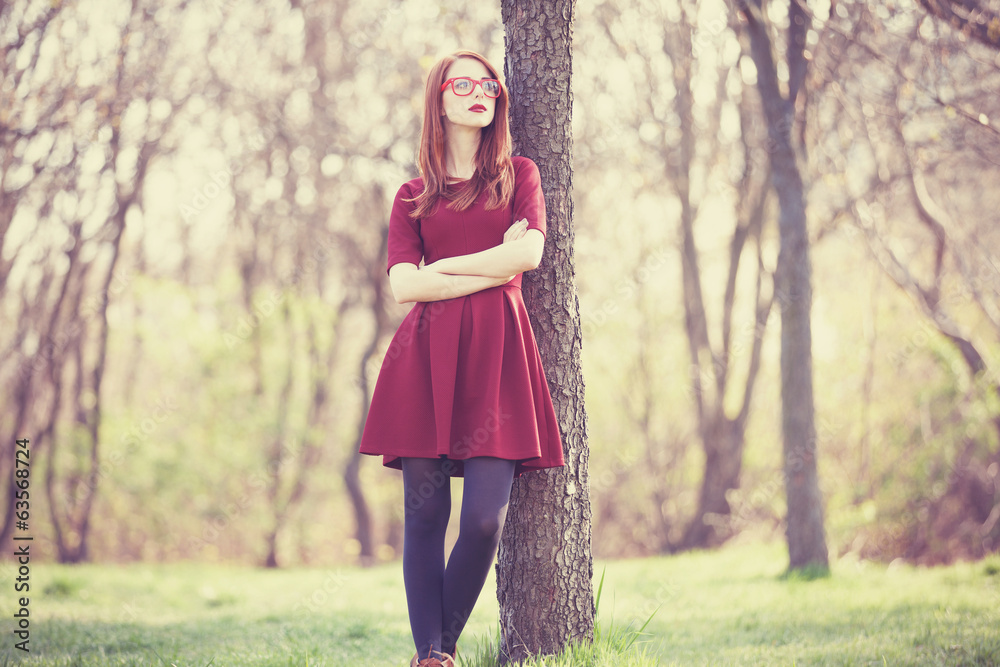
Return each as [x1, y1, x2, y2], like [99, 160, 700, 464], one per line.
[497, 0, 594, 662]
[738, 0, 829, 571]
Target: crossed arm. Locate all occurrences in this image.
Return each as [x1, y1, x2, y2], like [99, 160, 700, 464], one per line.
[388, 219, 544, 305]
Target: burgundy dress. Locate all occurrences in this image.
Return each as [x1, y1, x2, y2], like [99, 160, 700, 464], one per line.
[358, 156, 565, 478]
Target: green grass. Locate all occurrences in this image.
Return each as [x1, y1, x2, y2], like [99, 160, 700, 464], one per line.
[458, 566, 658, 666]
[1, 540, 998, 665]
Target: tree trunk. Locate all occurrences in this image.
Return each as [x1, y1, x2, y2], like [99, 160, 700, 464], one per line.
[682, 414, 745, 548]
[262, 299, 296, 568]
[636, 9, 774, 551]
[498, 0, 594, 662]
[71, 209, 128, 563]
[344, 224, 388, 567]
[739, 1, 829, 571]
[773, 131, 828, 572]
[345, 357, 376, 567]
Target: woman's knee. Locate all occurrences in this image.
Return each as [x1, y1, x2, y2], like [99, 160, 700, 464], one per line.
[461, 510, 504, 544]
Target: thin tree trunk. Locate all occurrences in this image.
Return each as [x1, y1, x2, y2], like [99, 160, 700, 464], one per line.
[498, 0, 594, 662]
[263, 299, 296, 568]
[40, 222, 90, 562]
[71, 212, 128, 562]
[739, 0, 829, 571]
[344, 224, 388, 568]
[677, 87, 773, 550]
[42, 262, 85, 563]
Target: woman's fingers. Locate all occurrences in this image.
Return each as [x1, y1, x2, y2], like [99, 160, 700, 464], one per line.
[503, 219, 529, 243]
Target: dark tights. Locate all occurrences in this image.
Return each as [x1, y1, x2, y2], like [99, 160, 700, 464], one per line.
[402, 456, 516, 658]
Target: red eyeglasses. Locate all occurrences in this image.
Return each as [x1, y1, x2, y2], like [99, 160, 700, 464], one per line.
[440, 77, 502, 98]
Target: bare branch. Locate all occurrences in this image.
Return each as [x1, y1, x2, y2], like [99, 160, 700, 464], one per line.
[917, 0, 1000, 50]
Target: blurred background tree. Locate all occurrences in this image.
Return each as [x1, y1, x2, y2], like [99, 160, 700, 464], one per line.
[807, 0, 1000, 563]
[0, 0, 997, 569]
[738, 0, 830, 571]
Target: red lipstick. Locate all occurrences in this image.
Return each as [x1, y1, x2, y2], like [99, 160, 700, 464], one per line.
[469, 104, 487, 112]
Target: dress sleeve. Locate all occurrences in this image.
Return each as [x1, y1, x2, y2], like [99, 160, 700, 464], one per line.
[512, 157, 546, 238]
[386, 181, 424, 274]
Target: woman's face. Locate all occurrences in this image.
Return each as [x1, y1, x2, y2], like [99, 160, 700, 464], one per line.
[441, 57, 497, 131]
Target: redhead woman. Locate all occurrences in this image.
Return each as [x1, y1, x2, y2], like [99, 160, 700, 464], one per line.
[358, 50, 565, 667]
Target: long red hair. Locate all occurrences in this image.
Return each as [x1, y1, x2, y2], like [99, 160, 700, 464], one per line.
[408, 51, 515, 219]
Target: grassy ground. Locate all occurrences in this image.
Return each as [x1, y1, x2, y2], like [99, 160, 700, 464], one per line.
[1, 540, 998, 665]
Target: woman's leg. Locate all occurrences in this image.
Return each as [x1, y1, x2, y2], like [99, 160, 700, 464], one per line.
[440, 456, 517, 655]
[401, 457, 452, 658]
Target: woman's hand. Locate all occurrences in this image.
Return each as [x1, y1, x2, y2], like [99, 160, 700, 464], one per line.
[504, 218, 529, 244]
[494, 219, 527, 283]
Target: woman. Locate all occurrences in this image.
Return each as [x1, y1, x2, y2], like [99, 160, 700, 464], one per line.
[358, 50, 565, 667]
